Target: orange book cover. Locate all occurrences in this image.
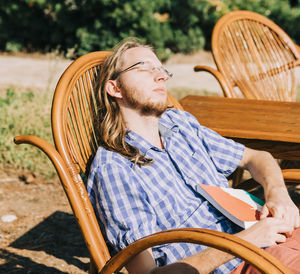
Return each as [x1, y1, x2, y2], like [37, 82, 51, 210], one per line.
[198, 183, 264, 229]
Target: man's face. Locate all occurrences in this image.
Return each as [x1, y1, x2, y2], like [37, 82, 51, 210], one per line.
[117, 47, 169, 117]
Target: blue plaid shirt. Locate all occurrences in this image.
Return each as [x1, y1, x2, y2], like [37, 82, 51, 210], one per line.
[87, 109, 245, 273]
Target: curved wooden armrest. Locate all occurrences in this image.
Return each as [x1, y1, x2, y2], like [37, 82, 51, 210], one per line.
[100, 228, 291, 274]
[14, 135, 82, 191]
[282, 169, 300, 183]
[14, 135, 70, 180]
[14, 135, 110, 269]
[194, 65, 235, 98]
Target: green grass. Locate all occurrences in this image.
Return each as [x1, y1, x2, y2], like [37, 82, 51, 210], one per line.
[0, 86, 56, 178]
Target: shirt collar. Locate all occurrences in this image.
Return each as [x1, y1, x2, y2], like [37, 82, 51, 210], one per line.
[125, 110, 179, 155]
[159, 111, 179, 136]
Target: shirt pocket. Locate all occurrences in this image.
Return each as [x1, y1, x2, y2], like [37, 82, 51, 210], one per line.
[151, 195, 191, 228]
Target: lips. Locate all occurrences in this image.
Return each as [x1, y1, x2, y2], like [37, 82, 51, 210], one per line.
[153, 87, 167, 93]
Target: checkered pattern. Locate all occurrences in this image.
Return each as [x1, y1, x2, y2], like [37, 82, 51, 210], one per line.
[87, 109, 245, 273]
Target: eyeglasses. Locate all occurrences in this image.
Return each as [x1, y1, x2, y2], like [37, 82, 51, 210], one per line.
[115, 61, 173, 80]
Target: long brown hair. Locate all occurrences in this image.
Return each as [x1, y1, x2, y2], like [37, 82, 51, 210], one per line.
[94, 38, 154, 165]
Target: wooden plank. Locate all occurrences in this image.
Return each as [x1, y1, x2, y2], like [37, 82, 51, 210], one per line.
[179, 95, 300, 144]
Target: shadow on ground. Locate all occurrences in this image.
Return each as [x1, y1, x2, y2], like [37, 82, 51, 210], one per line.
[1, 211, 89, 273]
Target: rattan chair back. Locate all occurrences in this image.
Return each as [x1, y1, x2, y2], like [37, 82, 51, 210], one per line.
[211, 10, 300, 100]
[52, 51, 111, 272]
[51, 51, 183, 272]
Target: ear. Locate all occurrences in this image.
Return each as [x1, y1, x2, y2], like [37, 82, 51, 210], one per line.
[105, 80, 123, 99]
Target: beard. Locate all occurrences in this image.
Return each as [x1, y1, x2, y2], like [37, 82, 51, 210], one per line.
[119, 80, 168, 117]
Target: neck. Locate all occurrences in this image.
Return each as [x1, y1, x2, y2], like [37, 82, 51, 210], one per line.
[121, 107, 163, 149]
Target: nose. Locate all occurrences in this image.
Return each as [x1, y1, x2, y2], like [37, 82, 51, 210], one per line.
[154, 67, 168, 82]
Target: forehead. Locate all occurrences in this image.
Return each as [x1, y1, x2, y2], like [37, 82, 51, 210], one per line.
[121, 47, 160, 67]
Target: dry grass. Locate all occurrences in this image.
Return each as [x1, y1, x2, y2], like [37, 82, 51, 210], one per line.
[0, 86, 56, 178]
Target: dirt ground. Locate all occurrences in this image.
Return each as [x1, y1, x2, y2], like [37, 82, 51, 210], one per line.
[2, 52, 300, 274]
[0, 51, 223, 96]
[0, 167, 90, 273]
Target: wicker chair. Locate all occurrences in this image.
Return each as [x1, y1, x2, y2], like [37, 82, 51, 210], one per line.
[14, 51, 292, 274]
[194, 10, 300, 101]
[194, 10, 300, 186]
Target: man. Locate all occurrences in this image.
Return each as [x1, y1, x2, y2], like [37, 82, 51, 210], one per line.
[87, 38, 300, 273]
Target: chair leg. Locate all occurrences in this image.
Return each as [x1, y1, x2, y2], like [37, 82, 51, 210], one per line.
[280, 159, 300, 169]
[231, 168, 244, 188]
[89, 258, 98, 274]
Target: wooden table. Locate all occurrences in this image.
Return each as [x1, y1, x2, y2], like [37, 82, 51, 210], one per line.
[179, 95, 300, 161]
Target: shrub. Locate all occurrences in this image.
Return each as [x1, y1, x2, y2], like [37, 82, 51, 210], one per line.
[1, 0, 300, 58]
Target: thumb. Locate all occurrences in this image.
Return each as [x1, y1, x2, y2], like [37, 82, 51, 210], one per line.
[260, 204, 270, 219]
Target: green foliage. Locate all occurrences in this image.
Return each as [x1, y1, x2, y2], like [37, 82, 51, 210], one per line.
[72, 0, 174, 60]
[169, 0, 300, 50]
[1, 0, 300, 58]
[0, 87, 56, 178]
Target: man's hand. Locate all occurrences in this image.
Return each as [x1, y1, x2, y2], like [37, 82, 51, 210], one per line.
[260, 186, 300, 234]
[239, 147, 300, 235]
[236, 217, 293, 247]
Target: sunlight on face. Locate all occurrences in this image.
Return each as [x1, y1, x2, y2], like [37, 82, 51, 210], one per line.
[119, 77, 168, 117]
[118, 47, 168, 117]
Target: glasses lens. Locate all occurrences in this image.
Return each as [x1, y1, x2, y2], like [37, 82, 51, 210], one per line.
[117, 61, 173, 80]
[164, 68, 173, 79]
[147, 64, 173, 80]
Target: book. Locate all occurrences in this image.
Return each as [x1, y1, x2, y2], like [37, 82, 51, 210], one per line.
[197, 183, 265, 229]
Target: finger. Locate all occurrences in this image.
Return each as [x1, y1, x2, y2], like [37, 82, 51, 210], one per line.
[289, 212, 300, 229]
[280, 225, 294, 238]
[283, 213, 293, 228]
[288, 213, 299, 229]
[270, 218, 293, 234]
[285, 232, 292, 238]
[290, 207, 300, 228]
[260, 205, 270, 219]
[295, 215, 300, 228]
[275, 233, 287, 243]
[270, 206, 284, 219]
[281, 209, 299, 228]
[284, 222, 293, 237]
